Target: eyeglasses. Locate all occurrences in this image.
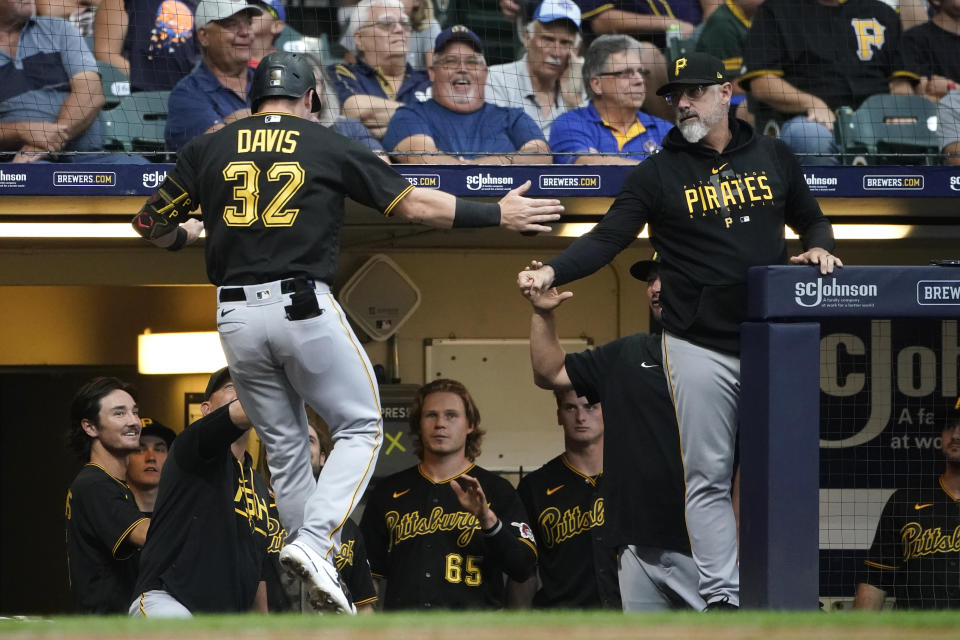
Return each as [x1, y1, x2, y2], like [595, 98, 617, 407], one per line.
[434, 55, 486, 70]
[362, 16, 412, 32]
[597, 67, 650, 80]
[664, 84, 709, 104]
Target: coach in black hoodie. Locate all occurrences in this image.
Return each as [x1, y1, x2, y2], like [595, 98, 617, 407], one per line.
[518, 52, 842, 611]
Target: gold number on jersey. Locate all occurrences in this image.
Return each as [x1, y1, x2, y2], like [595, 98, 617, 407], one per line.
[851, 19, 886, 62]
[221, 161, 305, 227]
[444, 553, 482, 586]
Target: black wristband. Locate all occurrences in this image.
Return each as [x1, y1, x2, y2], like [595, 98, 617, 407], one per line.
[453, 199, 501, 228]
[166, 226, 188, 252]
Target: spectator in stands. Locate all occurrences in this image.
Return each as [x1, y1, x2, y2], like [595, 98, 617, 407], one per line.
[898, 0, 960, 103]
[549, 34, 671, 164]
[164, 0, 262, 151]
[854, 397, 960, 610]
[740, 0, 915, 165]
[65, 377, 149, 613]
[507, 389, 621, 609]
[127, 419, 176, 515]
[486, 0, 584, 138]
[248, 0, 287, 65]
[571, 0, 720, 121]
[305, 53, 390, 158]
[307, 420, 378, 613]
[37, 0, 99, 36]
[939, 90, 960, 164]
[359, 378, 537, 610]
[695, 0, 764, 124]
[521, 261, 705, 611]
[342, 0, 441, 71]
[384, 25, 552, 163]
[93, 0, 200, 92]
[0, 0, 146, 162]
[331, 0, 431, 139]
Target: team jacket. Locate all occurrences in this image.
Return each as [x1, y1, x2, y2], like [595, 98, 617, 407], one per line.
[548, 116, 834, 354]
[861, 478, 960, 609]
[360, 464, 537, 610]
[133, 405, 285, 613]
[65, 464, 147, 613]
[517, 456, 620, 608]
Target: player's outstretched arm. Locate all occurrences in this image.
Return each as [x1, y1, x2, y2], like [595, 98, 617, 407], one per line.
[390, 180, 562, 233]
[523, 261, 574, 390]
[789, 247, 843, 275]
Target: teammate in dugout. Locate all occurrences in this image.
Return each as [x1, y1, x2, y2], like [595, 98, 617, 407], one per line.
[522, 257, 705, 611]
[130, 368, 285, 616]
[131, 51, 560, 614]
[854, 397, 960, 610]
[359, 379, 538, 610]
[507, 389, 621, 609]
[65, 377, 149, 614]
[518, 52, 842, 609]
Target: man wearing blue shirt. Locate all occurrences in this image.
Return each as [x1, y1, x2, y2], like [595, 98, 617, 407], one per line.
[550, 34, 671, 164]
[384, 25, 552, 164]
[331, 0, 431, 140]
[165, 0, 263, 151]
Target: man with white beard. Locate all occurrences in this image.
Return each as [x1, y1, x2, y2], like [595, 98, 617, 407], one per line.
[518, 51, 841, 610]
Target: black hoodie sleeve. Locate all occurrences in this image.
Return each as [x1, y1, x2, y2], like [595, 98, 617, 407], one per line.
[548, 161, 660, 287]
[774, 139, 835, 252]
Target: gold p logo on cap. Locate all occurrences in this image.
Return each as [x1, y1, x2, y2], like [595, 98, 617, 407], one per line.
[674, 58, 687, 77]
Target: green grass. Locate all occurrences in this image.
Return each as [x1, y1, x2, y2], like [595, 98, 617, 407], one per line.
[3, 610, 960, 638]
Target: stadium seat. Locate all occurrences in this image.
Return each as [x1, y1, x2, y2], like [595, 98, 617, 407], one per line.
[97, 61, 131, 110]
[834, 94, 940, 166]
[100, 91, 170, 159]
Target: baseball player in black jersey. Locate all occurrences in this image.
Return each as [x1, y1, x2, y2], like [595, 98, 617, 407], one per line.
[854, 397, 960, 610]
[131, 51, 560, 614]
[131, 368, 284, 616]
[524, 263, 704, 611]
[519, 54, 841, 608]
[360, 379, 537, 610]
[509, 390, 620, 609]
[65, 377, 149, 613]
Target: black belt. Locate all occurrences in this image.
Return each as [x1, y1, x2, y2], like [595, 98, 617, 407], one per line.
[219, 278, 315, 303]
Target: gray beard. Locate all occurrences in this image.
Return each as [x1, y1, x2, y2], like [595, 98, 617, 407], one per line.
[678, 117, 710, 143]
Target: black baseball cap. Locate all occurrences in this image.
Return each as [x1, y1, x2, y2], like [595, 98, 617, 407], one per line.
[656, 52, 727, 96]
[946, 396, 960, 429]
[139, 418, 177, 448]
[204, 367, 232, 401]
[629, 251, 661, 281]
[435, 25, 483, 55]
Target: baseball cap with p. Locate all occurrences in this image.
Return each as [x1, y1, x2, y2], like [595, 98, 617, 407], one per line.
[140, 418, 177, 448]
[435, 25, 483, 55]
[532, 0, 581, 29]
[656, 52, 727, 96]
[195, 0, 262, 30]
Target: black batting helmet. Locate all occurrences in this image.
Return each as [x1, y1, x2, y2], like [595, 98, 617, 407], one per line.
[251, 52, 322, 113]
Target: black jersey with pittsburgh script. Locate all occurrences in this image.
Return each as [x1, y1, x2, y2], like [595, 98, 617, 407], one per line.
[548, 117, 833, 354]
[65, 464, 148, 613]
[565, 333, 689, 553]
[134, 405, 285, 613]
[740, 0, 909, 111]
[861, 480, 960, 609]
[359, 464, 537, 610]
[335, 518, 378, 607]
[517, 455, 620, 608]
[135, 112, 413, 286]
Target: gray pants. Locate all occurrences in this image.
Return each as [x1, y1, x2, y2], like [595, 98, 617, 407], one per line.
[619, 545, 706, 611]
[662, 331, 740, 606]
[217, 280, 382, 561]
[129, 590, 191, 618]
